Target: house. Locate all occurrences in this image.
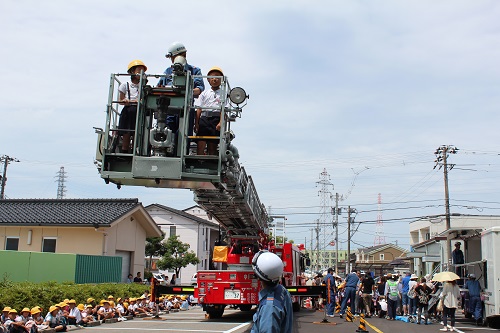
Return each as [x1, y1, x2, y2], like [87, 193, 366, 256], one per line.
[408, 214, 500, 277]
[0, 198, 162, 282]
[354, 243, 408, 276]
[145, 204, 221, 284]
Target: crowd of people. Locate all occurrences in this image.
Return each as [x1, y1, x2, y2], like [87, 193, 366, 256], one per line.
[1, 292, 194, 333]
[304, 269, 482, 330]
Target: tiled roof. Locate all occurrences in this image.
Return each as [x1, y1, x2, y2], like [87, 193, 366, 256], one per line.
[0, 199, 141, 226]
[147, 203, 219, 227]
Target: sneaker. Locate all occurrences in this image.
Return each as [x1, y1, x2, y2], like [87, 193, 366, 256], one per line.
[339, 314, 343, 319]
[439, 328, 449, 331]
[327, 314, 335, 317]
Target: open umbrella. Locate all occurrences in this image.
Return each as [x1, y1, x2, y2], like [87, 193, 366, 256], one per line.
[432, 271, 460, 282]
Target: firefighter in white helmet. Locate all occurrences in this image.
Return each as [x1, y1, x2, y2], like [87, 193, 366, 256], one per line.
[158, 42, 204, 97]
[157, 42, 205, 149]
[251, 250, 293, 333]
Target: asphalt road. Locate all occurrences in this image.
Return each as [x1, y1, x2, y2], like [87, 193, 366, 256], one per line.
[73, 306, 498, 333]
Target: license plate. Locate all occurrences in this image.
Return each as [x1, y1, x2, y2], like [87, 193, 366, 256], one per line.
[224, 289, 241, 300]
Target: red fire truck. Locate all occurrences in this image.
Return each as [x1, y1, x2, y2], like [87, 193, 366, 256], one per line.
[195, 238, 311, 318]
[95, 54, 323, 318]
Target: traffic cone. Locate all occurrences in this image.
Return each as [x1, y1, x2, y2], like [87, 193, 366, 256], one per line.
[356, 314, 369, 333]
[346, 307, 354, 322]
[335, 302, 341, 313]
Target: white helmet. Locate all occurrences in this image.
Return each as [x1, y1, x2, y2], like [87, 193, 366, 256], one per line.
[252, 250, 283, 283]
[166, 42, 187, 58]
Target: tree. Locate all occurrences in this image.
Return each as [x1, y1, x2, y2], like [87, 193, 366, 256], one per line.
[156, 235, 200, 278]
[145, 234, 166, 271]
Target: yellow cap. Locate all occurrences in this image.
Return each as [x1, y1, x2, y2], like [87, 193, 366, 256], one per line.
[68, 299, 76, 304]
[87, 298, 95, 303]
[9, 309, 17, 314]
[77, 304, 84, 311]
[207, 66, 224, 76]
[49, 306, 58, 313]
[21, 308, 31, 313]
[2, 307, 11, 312]
[127, 60, 147, 73]
[31, 308, 41, 315]
[108, 295, 114, 299]
[86, 305, 93, 308]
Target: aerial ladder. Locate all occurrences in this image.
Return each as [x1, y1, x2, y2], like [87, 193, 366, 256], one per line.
[94, 58, 322, 318]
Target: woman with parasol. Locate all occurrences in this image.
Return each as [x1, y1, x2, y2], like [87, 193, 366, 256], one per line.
[433, 271, 461, 331]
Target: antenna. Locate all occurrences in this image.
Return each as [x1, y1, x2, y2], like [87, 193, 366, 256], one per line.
[56, 166, 68, 199]
[374, 193, 385, 245]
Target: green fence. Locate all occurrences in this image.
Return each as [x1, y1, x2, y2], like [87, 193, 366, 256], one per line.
[0, 250, 121, 283]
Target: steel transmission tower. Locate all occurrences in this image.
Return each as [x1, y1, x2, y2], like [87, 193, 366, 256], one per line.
[316, 168, 333, 270]
[374, 193, 386, 245]
[56, 166, 68, 199]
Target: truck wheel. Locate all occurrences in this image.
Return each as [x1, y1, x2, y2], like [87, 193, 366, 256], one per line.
[207, 308, 225, 319]
[239, 305, 252, 311]
[292, 301, 301, 312]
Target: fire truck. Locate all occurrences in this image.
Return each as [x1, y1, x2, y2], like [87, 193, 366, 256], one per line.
[94, 55, 323, 318]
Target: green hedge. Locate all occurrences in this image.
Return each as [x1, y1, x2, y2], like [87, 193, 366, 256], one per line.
[0, 278, 149, 314]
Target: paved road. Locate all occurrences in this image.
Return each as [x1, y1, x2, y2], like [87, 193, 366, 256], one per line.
[76, 306, 497, 333]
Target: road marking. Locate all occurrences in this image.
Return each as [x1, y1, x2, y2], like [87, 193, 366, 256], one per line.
[84, 328, 225, 332]
[224, 321, 252, 333]
[364, 320, 384, 333]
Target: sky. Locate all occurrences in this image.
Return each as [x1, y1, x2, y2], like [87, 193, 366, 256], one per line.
[2, 0, 500, 252]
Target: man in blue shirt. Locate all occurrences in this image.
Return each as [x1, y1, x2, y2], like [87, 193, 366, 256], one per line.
[158, 42, 205, 150]
[401, 272, 411, 315]
[251, 251, 293, 333]
[464, 273, 482, 325]
[339, 269, 359, 318]
[323, 268, 337, 317]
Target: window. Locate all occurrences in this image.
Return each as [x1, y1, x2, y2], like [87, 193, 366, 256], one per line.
[42, 238, 57, 253]
[169, 226, 176, 238]
[5, 237, 19, 251]
[379, 253, 385, 260]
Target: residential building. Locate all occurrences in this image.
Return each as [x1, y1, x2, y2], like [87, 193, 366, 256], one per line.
[354, 244, 408, 276]
[145, 204, 221, 284]
[0, 198, 162, 282]
[408, 214, 500, 276]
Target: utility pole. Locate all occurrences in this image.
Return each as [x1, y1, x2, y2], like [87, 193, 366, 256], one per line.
[434, 145, 459, 270]
[346, 205, 351, 274]
[0, 155, 20, 200]
[334, 193, 339, 275]
[315, 220, 320, 272]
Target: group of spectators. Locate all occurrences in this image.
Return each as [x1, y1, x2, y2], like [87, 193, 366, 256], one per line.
[306, 268, 483, 330]
[1, 292, 193, 333]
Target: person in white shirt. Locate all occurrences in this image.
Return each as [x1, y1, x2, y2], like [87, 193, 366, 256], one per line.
[66, 300, 83, 326]
[194, 66, 228, 156]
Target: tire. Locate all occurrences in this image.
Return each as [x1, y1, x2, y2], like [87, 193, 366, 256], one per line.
[239, 304, 252, 311]
[206, 307, 225, 319]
